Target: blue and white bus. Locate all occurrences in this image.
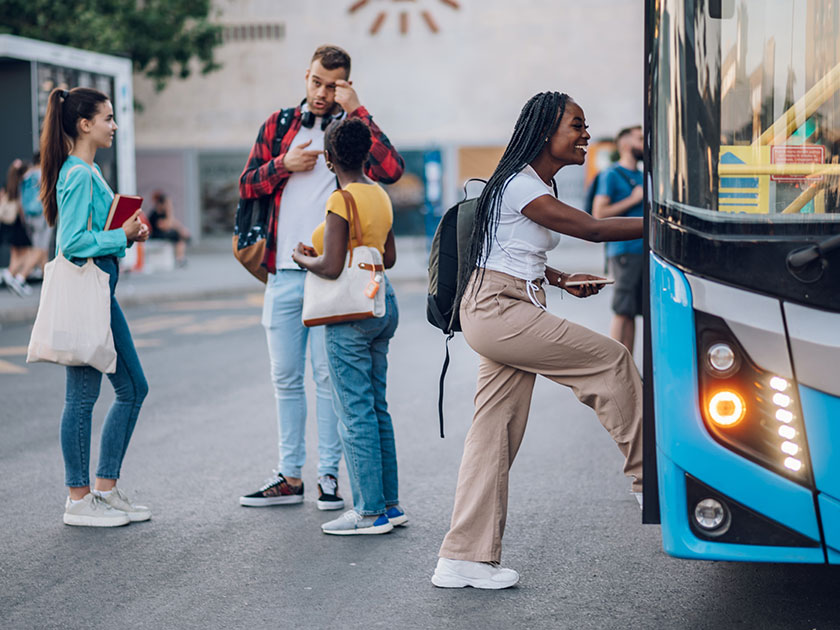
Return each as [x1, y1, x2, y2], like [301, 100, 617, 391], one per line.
[643, 0, 840, 563]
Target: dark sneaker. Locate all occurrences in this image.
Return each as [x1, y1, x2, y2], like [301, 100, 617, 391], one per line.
[239, 473, 304, 507]
[321, 510, 393, 535]
[385, 505, 407, 526]
[317, 475, 345, 511]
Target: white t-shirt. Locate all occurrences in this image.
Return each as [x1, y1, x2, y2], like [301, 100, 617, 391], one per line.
[482, 165, 561, 280]
[276, 118, 335, 270]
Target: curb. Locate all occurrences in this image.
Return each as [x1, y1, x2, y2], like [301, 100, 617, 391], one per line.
[0, 274, 429, 328]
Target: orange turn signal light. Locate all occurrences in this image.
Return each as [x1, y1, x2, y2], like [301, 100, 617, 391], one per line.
[707, 391, 746, 427]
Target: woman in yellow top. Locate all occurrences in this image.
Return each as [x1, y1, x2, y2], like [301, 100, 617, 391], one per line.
[293, 117, 404, 535]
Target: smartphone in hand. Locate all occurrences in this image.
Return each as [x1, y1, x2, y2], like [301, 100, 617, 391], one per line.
[564, 278, 615, 287]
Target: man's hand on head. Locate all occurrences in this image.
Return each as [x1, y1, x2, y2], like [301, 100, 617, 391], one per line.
[334, 80, 361, 115]
[282, 139, 321, 172]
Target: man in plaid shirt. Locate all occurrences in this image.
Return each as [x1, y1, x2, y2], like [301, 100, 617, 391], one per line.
[238, 45, 404, 511]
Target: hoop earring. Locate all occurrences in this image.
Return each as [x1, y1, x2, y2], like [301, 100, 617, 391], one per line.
[326, 160, 334, 172]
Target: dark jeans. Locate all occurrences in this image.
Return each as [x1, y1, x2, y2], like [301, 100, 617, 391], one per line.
[60, 255, 148, 487]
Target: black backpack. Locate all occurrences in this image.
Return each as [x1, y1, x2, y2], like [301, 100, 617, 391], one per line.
[583, 166, 637, 214]
[233, 107, 295, 282]
[427, 180, 483, 438]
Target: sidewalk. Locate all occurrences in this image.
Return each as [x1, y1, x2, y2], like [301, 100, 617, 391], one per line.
[0, 235, 606, 326]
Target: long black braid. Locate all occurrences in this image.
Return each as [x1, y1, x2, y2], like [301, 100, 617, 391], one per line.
[454, 91, 569, 311]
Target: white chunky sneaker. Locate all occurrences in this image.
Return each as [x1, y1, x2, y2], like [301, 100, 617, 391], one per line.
[63, 494, 130, 527]
[431, 557, 519, 589]
[96, 488, 151, 522]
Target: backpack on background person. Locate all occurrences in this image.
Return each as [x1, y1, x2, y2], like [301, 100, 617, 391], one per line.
[583, 165, 637, 215]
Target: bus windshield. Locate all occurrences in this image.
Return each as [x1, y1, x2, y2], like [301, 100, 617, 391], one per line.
[652, 0, 840, 223]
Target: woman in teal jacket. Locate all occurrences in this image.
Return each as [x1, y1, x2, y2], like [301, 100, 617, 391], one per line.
[40, 87, 151, 527]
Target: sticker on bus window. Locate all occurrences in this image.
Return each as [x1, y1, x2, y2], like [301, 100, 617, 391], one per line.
[770, 145, 826, 183]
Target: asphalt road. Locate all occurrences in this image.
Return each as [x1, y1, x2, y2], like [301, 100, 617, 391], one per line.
[1, 280, 840, 629]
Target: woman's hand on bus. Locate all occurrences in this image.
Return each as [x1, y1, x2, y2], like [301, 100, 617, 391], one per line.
[559, 273, 605, 298]
[122, 210, 149, 243]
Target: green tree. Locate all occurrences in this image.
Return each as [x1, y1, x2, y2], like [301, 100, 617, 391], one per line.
[0, 0, 222, 91]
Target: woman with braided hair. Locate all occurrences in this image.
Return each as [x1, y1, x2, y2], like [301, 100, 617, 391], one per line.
[293, 117, 405, 535]
[432, 92, 644, 589]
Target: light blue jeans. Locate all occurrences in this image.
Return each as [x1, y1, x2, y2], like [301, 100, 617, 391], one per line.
[263, 269, 341, 479]
[60, 256, 148, 487]
[325, 281, 399, 516]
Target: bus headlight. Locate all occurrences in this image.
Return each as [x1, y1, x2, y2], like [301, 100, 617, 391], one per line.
[695, 312, 812, 487]
[706, 342, 737, 376]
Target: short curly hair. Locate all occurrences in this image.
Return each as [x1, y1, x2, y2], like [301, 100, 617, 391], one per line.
[324, 118, 372, 170]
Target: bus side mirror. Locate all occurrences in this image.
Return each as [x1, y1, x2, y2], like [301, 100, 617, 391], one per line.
[709, 0, 735, 19]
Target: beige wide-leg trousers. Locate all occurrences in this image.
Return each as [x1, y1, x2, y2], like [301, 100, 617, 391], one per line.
[438, 269, 643, 563]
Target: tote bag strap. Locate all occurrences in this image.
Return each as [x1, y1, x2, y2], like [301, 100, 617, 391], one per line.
[58, 163, 96, 261]
[338, 189, 363, 267]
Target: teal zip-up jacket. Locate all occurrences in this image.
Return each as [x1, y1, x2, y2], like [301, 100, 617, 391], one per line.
[56, 156, 127, 259]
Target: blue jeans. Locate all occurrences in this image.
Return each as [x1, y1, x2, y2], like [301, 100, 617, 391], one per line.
[60, 256, 149, 487]
[263, 269, 341, 479]
[325, 281, 399, 516]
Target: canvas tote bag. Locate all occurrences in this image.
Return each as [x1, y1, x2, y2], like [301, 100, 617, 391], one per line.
[26, 164, 117, 373]
[301, 190, 386, 327]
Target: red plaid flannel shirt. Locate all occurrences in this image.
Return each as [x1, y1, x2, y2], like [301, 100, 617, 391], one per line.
[239, 105, 405, 274]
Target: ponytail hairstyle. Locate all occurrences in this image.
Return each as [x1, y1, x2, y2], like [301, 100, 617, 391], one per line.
[454, 91, 569, 308]
[39, 87, 109, 226]
[5, 159, 28, 201]
[324, 117, 372, 171]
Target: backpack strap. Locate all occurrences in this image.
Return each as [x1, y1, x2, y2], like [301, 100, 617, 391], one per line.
[271, 107, 297, 158]
[612, 165, 639, 190]
[438, 331, 454, 438]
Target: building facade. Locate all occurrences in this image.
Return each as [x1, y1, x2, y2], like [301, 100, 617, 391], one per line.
[133, 0, 644, 238]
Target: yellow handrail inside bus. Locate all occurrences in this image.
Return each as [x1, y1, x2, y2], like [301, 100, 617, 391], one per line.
[781, 184, 820, 214]
[719, 164, 840, 176]
[755, 61, 840, 147]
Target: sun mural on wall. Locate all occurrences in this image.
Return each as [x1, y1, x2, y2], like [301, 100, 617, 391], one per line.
[348, 0, 461, 35]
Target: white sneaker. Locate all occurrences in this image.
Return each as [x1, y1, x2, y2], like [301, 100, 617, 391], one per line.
[431, 557, 519, 589]
[2, 269, 25, 297]
[95, 487, 152, 522]
[14, 275, 32, 296]
[63, 493, 130, 527]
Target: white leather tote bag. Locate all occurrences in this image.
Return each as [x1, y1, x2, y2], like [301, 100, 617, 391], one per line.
[302, 190, 386, 327]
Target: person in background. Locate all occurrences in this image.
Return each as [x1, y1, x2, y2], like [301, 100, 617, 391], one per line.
[293, 117, 405, 535]
[40, 86, 151, 527]
[0, 159, 35, 296]
[147, 191, 190, 267]
[592, 125, 644, 354]
[237, 45, 403, 511]
[20, 152, 51, 281]
[432, 92, 644, 590]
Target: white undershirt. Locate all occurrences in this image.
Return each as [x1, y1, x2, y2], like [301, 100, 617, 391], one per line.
[275, 119, 335, 270]
[482, 165, 561, 281]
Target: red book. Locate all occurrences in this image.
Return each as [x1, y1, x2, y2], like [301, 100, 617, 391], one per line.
[105, 194, 143, 230]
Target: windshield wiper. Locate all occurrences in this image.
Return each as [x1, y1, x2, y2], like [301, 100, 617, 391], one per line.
[786, 233, 840, 283]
